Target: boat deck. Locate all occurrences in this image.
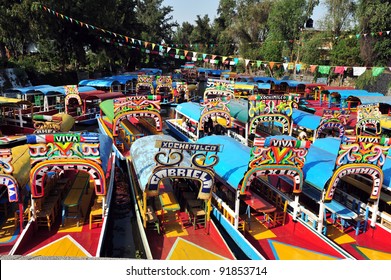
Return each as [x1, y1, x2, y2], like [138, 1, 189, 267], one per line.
[12, 175, 103, 258]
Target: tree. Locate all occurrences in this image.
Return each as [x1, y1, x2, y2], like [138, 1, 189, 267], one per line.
[356, 0, 391, 66]
[263, 0, 310, 63]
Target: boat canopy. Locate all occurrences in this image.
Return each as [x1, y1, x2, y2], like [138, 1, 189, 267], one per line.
[4, 85, 52, 95]
[356, 95, 391, 106]
[252, 77, 276, 83]
[175, 102, 202, 123]
[229, 99, 249, 123]
[79, 91, 123, 101]
[130, 134, 192, 192]
[0, 96, 32, 107]
[99, 99, 116, 121]
[256, 83, 271, 90]
[303, 138, 341, 191]
[382, 157, 391, 190]
[291, 108, 322, 130]
[325, 89, 383, 99]
[78, 78, 121, 88]
[273, 80, 308, 87]
[197, 135, 250, 190]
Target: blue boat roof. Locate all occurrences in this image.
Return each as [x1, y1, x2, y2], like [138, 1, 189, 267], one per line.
[356, 95, 391, 106]
[229, 99, 248, 123]
[253, 76, 276, 83]
[324, 89, 383, 99]
[256, 83, 271, 89]
[273, 80, 308, 87]
[78, 78, 121, 87]
[197, 135, 251, 189]
[382, 157, 391, 189]
[130, 134, 191, 192]
[303, 141, 337, 191]
[175, 102, 202, 122]
[292, 109, 322, 130]
[4, 85, 97, 95]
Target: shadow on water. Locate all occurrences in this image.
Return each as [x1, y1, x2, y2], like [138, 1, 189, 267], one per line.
[101, 160, 146, 259]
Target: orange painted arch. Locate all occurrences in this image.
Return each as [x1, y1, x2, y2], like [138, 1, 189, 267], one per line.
[30, 158, 106, 198]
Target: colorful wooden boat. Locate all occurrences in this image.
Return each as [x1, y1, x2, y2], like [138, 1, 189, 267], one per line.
[3, 85, 98, 116]
[127, 134, 237, 259]
[9, 132, 115, 258]
[0, 144, 31, 255]
[197, 135, 358, 259]
[63, 85, 124, 125]
[97, 95, 163, 160]
[0, 96, 76, 147]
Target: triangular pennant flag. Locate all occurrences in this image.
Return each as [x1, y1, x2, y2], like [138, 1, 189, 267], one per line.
[202, 54, 207, 59]
[138, 40, 141, 45]
[125, 37, 129, 43]
[193, 52, 197, 57]
[269, 61, 275, 69]
[131, 38, 134, 43]
[233, 57, 239, 65]
[387, 31, 390, 35]
[167, 47, 171, 53]
[256, 61, 262, 68]
[372, 67, 385, 77]
[245, 59, 250, 67]
[212, 55, 216, 60]
[144, 42, 149, 48]
[152, 43, 156, 49]
[222, 56, 227, 62]
[184, 50, 189, 56]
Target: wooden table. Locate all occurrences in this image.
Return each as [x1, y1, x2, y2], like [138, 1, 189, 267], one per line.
[61, 172, 90, 227]
[242, 191, 276, 214]
[242, 190, 277, 227]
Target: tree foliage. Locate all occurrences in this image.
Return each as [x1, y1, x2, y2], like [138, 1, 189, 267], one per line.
[0, 0, 389, 75]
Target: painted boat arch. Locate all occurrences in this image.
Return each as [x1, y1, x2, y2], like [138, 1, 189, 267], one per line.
[0, 145, 31, 202]
[136, 75, 155, 95]
[314, 109, 351, 139]
[26, 132, 113, 198]
[29, 159, 106, 198]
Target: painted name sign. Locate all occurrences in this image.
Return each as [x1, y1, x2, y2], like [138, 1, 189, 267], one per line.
[31, 163, 105, 198]
[148, 167, 214, 198]
[200, 110, 231, 130]
[242, 166, 303, 194]
[156, 140, 221, 152]
[250, 114, 290, 134]
[325, 165, 382, 201]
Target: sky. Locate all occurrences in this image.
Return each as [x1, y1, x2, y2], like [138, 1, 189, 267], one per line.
[162, 0, 325, 28]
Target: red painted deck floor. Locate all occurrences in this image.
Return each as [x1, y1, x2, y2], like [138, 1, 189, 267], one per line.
[243, 213, 391, 260]
[147, 211, 235, 260]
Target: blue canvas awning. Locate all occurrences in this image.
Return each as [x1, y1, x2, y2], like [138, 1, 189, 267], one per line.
[291, 109, 322, 130]
[197, 135, 251, 190]
[252, 77, 276, 83]
[274, 80, 308, 87]
[303, 138, 340, 191]
[175, 102, 203, 123]
[229, 99, 249, 123]
[78, 78, 121, 88]
[357, 95, 391, 106]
